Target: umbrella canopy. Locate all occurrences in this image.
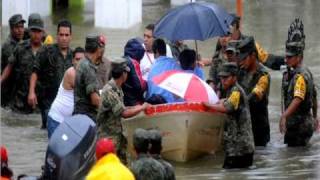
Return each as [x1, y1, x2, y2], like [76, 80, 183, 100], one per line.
[154, 2, 234, 41]
[153, 70, 219, 104]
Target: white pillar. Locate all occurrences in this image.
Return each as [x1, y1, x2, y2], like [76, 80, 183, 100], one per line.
[2, 0, 29, 26]
[171, 0, 194, 6]
[29, 0, 51, 17]
[94, 0, 142, 29]
[2, 0, 51, 26]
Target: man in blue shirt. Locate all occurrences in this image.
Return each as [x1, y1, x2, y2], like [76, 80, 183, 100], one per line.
[146, 39, 181, 104]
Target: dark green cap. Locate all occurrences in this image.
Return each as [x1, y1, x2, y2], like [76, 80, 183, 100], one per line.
[9, 14, 26, 27]
[285, 41, 304, 56]
[111, 57, 130, 73]
[148, 129, 162, 142]
[28, 13, 44, 31]
[218, 62, 238, 77]
[225, 40, 241, 54]
[133, 128, 149, 150]
[237, 36, 256, 61]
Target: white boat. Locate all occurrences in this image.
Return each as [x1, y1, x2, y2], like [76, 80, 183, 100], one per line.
[122, 102, 226, 162]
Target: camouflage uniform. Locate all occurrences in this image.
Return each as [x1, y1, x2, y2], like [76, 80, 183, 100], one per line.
[223, 82, 255, 157]
[74, 57, 99, 121]
[130, 153, 166, 180]
[282, 66, 316, 146]
[7, 40, 40, 113]
[169, 42, 188, 60]
[237, 37, 271, 146]
[34, 43, 73, 127]
[152, 154, 175, 180]
[97, 79, 127, 163]
[1, 14, 26, 107]
[1, 35, 21, 107]
[238, 64, 270, 146]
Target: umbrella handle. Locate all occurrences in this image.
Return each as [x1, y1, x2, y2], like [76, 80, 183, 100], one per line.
[194, 40, 199, 60]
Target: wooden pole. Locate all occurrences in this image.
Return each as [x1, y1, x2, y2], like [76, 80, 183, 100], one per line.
[236, 0, 243, 29]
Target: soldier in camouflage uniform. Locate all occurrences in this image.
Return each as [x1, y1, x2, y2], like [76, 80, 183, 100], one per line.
[279, 18, 318, 147]
[73, 34, 105, 121]
[1, 14, 44, 113]
[237, 36, 271, 146]
[130, 128, 166, 180]
[210, 40, 240, 98]
[148, 129, 175, 180]
[29, 19, 73, 129]
[204, 62, 255, 169]
[1, 14, 26, 107]
[97, 57, 148, 164]
[210, 14, 285, 84]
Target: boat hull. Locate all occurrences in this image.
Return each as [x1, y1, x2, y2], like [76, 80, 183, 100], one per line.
[122, 103, 226, 162]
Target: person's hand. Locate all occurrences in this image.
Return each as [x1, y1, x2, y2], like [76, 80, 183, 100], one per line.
[279, 115, 287, 134]
[141, 102, 151, 110]
[202, 102, 212, 110]
[28, 92, 38, 109]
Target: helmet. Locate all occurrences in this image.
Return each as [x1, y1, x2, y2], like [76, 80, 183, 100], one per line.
[286, 18, 305, 56]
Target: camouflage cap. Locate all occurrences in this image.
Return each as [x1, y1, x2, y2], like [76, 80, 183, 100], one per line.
[9, 14, 26, 27]
[133, 128, 149, 150]
[237, 36, 256, 61]
[148, 129, 162, 142]
[85, 34, 106, 51]
[111, 57, 130, 73]
[218, 62, 238, 77]
[28, 13, 44, 31]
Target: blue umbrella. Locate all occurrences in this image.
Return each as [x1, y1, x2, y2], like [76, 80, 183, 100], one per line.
[154, 2, 234, 41]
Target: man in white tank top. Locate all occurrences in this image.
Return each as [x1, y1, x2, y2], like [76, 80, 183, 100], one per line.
[47, 47, 85, 138]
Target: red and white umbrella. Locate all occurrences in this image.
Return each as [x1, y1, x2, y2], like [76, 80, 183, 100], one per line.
[153, 70, 219, 104]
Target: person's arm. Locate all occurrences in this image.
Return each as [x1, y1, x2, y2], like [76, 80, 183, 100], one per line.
[63, 67, 76, 90]
[90, 92, 100, 108]
[28, 72, 38, 108]
[204, 90, 241, 113]
[248, 74, 270, 102]
[255, 42, 285, 70]
[122, 103, 149, 118]
[280, 74, 305, 134]
[0, 64, 13, 84]
[280, 97, 302, 134]
[203, 101, 227, 113]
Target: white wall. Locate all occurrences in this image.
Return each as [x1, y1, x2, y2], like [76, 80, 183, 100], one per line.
[171, 0, 194, 6]
[94, 0, 142, 29]
[2, 0, 50, 26]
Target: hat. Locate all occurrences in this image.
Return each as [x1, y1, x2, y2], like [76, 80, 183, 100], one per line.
[95, 138, 115, 160]
[1, 146, 8, 163]
[285, 18, 305, 57]
[133, 128, 149, 150]
[225, 40, 241, 54]
[9, 14, 26, 27]
[111, 57, 130, 73]
[286, 41, 304, 57]
[148, 129, 162, 142]
[85, 34, 106, 51]
[28, 13, 44, 31]
[237, 36, 256, 61]
[218, 62, 238, 77]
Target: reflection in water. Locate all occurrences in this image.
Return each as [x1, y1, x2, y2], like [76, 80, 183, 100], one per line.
[1, 0, 320, 179]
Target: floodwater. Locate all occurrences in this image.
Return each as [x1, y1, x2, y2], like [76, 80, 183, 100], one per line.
[1, 0, 320, 179]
